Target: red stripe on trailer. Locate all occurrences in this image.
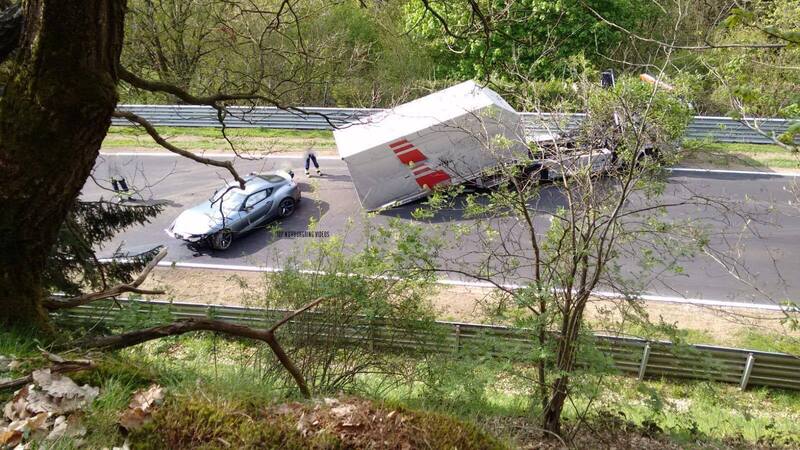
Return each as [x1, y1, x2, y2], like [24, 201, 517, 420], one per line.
[416, 170, 450, 188]
[392, 143, 415, 153]
[389, 139, 409, 148]
[396, 149, 426, 165]
[412, 165, 431, 176]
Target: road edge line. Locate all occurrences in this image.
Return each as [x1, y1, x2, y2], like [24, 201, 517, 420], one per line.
[155, 261, 794, 312]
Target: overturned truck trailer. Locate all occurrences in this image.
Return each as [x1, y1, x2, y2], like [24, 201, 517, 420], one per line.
[334, 81, 527, 211]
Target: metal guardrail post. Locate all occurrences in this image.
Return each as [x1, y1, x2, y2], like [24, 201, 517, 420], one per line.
[638, 343, 651, 381]
[369, 319, 375, 352]
[454, 324, 461, 353]
[740, 353, 755, 390]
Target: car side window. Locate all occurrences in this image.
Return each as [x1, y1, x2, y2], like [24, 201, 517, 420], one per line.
[244, 189, 271, 209]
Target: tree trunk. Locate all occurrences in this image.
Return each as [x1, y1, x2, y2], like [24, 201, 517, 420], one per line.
[0, 1, 126, 329]
[542, 375, 569, 435]
[541, 305, 586, 436]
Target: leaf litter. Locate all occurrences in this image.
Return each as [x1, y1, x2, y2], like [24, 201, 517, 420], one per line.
[118, 384, 165, 431]
[0, 368, 99, 448]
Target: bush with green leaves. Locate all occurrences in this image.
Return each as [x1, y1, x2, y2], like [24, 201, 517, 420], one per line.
[252, 219, 444, 394]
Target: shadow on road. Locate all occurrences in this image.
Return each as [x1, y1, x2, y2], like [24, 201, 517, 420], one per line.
[198, 199, 332, 260]
[378, 184, 569, 223]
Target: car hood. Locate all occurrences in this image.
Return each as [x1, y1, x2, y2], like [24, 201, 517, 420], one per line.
[170, 203, 226, 236]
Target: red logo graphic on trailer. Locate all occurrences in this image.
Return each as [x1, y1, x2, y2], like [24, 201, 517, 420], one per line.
[388, 139, 451, 188]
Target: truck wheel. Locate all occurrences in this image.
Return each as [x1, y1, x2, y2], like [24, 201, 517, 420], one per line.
[636, 148, 660, 167]
[211, 229, 233, 250]
[539, 168, 550, 182]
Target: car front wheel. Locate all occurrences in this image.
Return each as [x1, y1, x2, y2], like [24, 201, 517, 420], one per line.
[279, 198, 297, 218]
[211, 229, 233, 250]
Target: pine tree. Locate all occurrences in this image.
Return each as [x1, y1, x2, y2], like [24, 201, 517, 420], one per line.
[45, 199, 163, 296]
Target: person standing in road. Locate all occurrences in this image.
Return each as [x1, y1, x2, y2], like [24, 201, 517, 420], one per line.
[304, 148, 322, 176]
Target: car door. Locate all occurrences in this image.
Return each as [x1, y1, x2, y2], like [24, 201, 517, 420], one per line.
[242, 188, 273, 231]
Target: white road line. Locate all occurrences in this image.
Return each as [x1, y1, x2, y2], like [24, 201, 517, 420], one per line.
[100, 151, 340, 160]
[592, 290, 789, 311]
[100, 153, 798, 177]
[156, 260, 795, 312]
[669, 167, 800, 177]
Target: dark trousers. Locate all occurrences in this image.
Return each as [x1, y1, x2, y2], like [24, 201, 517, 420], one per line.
[305, 154, 319, 170]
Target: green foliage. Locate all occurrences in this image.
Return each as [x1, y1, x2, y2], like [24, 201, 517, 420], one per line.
[685, 0, 800, 118]
[779, 122, 800, 148]
[601, 378, 800, 446]
[44, 200, 162, 296]
[582, 75, 693, 167]
[404, 0, 658, 83]
[256, 221, 441, 394]
[3, 327, 799, 448]
[121, 0, 432, 107]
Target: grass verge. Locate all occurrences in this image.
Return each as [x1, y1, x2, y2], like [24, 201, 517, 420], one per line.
[681, 140, 800, 172]
[102, 126, 336, 154]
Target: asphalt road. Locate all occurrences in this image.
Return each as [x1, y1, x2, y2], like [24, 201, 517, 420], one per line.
[83, 153, 800, 305]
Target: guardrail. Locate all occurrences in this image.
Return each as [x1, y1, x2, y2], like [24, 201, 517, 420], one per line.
[55, 298, 800, 391]
[112, 104, 797, 145]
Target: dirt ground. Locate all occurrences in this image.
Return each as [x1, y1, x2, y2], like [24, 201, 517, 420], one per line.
[139, 267, 797, 347]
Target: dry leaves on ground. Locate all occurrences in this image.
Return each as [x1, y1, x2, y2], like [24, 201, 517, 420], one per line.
[118, 384, 165, 431]
[277, 397, 427, 450]
[0, 369, 99, 449]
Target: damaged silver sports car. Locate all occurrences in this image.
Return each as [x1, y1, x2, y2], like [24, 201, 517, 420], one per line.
[165, 171, 300, 250]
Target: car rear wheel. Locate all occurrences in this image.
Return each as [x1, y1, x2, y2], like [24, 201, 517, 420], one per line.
[211, 229, 233, 250]
[279, 198, 296, 218]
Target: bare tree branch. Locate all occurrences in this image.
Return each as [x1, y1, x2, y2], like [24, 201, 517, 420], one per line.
[580, 0, 789, 51]
[119, 65, 269, 105]
[44, 247, 168, 310]
[0, 358, 96, 391]
[119, 65, 346, 130]
[69, 296, 329, 398]
[112, 110, 246, 187]
[268, 296, 328, 332]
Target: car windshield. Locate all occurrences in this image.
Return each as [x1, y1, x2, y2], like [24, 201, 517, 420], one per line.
[209, 187, 247, 213]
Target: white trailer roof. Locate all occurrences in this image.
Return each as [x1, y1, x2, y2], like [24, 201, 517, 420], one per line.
[334, 80, 517, 159]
